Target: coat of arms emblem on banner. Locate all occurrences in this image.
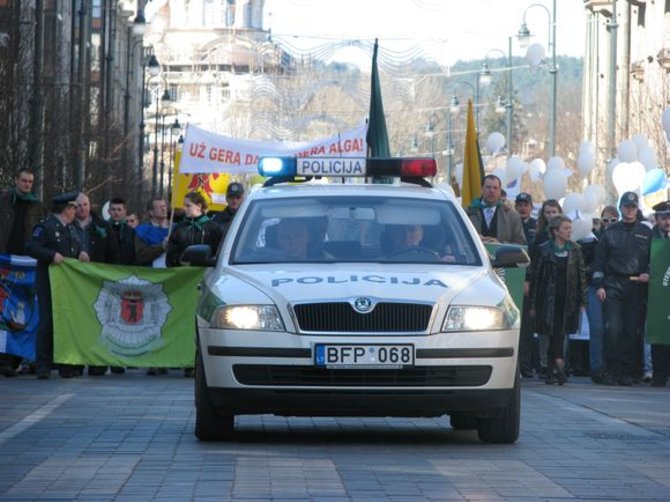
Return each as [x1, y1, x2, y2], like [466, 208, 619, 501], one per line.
[93, 275, 172, 357]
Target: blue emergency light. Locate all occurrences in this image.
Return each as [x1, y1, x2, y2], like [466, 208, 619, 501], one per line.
[258, 157, 437, 179]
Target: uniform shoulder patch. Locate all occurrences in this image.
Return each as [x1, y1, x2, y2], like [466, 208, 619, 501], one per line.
[32, 225, 43, 237]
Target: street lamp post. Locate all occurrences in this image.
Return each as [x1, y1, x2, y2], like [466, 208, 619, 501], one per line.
[479, 37, 514, 153]
[141, 52, 160, 199]
[168, 118, 181, 198]
[518, 0, 557, 156]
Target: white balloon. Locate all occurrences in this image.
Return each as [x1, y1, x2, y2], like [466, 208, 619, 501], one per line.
[486, 132, 506, 154]
[562, 193, 584, 214]
[582, 191, 599, 213]
[606, 157, 620, 179]
[455, 162, 464, 186]
[585, 184, 606, 206]
[617, 139, 637, 162]
[491, 168, 507, 186]
[579, 141, 595, 156]
[505, 155, 524, 182]
[632, 134, 648, 151]
[521, 162, 529, 175]
[662, 107, 670, 138]
[577, 150, 595, 178]
[570, 216, 593, 241]
[529, 163, 541, 182]
[525, 43, 546, 66]
[547, 156, 565, 171]
[611, 161, 645, 196]
[543, 167, 568, 200]
[530, 158, 546, 175]
[638, 146, 658, 171]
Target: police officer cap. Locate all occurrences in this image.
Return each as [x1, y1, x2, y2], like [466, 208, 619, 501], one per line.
[652, 200, 670, 215]
[620, 191, 639, 207]
[515, 192, 532, 204]
[226, 182, 245, 196]
[51, 191, 79, 208]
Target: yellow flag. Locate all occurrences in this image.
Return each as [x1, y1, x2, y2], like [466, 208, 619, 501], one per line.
[171, 151, 230, 211]
[461, 99, 483, 208]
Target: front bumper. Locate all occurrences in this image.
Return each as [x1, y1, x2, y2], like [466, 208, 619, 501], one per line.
[198, 323, 519, 417]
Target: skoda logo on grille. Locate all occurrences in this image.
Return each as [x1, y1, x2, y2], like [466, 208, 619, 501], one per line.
[353, 297, 373, 313]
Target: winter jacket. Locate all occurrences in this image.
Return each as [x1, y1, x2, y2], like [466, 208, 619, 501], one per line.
[166, 215, 223, 267]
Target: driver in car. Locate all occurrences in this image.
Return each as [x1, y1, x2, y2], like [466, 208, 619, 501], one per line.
[387, 224, 423, 250]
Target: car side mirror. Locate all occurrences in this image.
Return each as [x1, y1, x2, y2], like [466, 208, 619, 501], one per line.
[180, 244, 217, 267]
[490, 245, 530, 268]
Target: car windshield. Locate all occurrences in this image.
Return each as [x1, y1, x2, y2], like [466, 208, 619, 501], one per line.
[230, 195, 482, 265]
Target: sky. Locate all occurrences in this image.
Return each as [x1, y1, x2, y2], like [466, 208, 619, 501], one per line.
[264, 0, 587, 67]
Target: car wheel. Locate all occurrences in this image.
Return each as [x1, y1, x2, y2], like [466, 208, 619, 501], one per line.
[477, 371, 520, 444]
[449, 413, 478, 430]
[194, 349, 235, 441]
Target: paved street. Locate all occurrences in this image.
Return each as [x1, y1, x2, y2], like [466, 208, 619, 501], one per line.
[0, 372, 669, 501]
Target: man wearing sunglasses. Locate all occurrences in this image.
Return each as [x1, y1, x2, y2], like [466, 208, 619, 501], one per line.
[593, 192, 651, 386]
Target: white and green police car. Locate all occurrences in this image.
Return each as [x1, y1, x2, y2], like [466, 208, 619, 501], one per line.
[182, 157, 528, 443]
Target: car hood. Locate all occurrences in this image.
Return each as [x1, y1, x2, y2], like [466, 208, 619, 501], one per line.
[215, 262, 507, 309]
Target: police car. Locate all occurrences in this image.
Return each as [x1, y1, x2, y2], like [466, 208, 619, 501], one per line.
[183, 157, 529, 443]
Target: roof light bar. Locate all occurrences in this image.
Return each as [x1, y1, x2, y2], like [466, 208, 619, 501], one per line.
[257, 157, 437, 179]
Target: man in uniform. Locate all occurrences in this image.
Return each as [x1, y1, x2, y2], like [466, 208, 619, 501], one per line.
[649, 200, 670, 387]
[0, 168, 47, 376]
[466, 175, 526, 245]
[25, 192, 89, 379]
[593, 191, 652, 386]
[211, 182, 245, 238]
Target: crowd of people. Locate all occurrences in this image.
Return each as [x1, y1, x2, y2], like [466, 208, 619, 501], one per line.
[0, 169, 245, 379]
[469, 174, 669, 388]
[0, 168, 669, 387]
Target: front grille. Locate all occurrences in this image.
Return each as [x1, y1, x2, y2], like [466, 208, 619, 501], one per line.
[293, 302, 433, 332]
[233, 365, 491, 387]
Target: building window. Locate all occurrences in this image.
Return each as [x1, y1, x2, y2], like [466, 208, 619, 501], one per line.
[225, 0, 235, 27]
[169, 84, 180, 102]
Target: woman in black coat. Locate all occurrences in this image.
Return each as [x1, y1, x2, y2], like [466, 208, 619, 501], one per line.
[166, 191, 223, 267]
[529, 215, 587, 385]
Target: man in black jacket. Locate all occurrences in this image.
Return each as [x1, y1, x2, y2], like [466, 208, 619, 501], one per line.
[593, 192, 651, 386]
[25, 192, 89, 379]
[73, 192, 120, 376]
[211, 182, 245, 238]
[0, 168, 47, 376]
[108, 197, 136, 265]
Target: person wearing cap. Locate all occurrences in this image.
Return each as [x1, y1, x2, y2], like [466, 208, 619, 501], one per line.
[0, 168, 47, 377]
[648, 200, 670, 387]
[513, 192, 537, 378]
[25, 192, 90, 379]
[211, 182, 245, 237]
[592, 191, 652, 386]
[466, 175, 526, 245]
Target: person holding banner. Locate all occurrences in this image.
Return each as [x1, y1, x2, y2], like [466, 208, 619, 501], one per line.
[26, 192, 89, 379]
[593, 192, 652, 386]
[649, 201, 670, 387]
[166, 191, 223, 377]
[73, 192, 121, 377]
[0, 168, 47, 376]
[529, 215, 587, 385]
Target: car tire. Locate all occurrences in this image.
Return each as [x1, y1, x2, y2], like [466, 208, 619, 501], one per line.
[449, 413, 479, 430]
[477, 371, 520, 444]
[195, 349, 235, 441]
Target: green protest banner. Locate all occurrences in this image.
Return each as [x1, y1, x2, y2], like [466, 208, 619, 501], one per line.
[51, 259, 204, 367]
[485, 243, 527, 312]
[646, 239, 670, 345]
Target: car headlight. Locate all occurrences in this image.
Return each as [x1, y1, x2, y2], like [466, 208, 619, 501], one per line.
[442, 305, 511, 332]
[211, 305, 284, 331]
